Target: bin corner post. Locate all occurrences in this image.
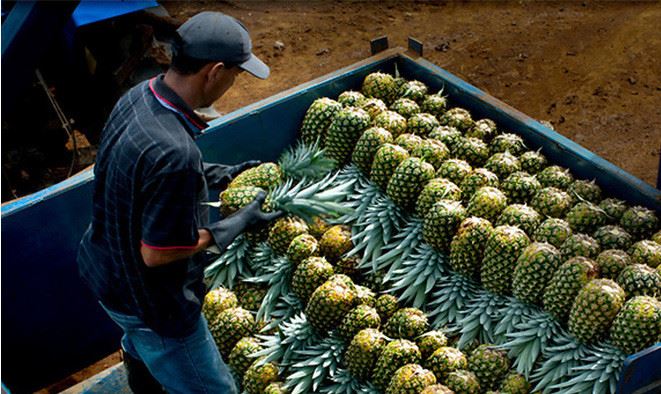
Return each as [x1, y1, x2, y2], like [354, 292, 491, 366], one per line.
[370, 36, 389, 55]
[408, 37, 423, 57]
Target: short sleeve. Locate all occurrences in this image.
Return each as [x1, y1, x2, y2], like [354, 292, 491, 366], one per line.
[141, 170, 202, 250]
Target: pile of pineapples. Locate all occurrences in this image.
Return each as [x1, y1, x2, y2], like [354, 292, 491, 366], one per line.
[202, 71, 661, 394]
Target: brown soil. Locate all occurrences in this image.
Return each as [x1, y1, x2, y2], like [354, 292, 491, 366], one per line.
[164, 0, 661, 186]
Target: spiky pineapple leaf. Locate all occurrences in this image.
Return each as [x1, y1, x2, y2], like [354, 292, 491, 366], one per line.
[457, 290, 507, 348]
[320, 368, 380, 394]
[427, 273, 481, 329]
[284, 335, 345, 394]
[254, 312, 318, 368]
[279, 140, 337, 181]
[204, 235, 252, 289]
[369, 218, 423, 274]
[531, 331, 590, 392]
[244, 255, 294, 321]
[549, 342, 625, 394]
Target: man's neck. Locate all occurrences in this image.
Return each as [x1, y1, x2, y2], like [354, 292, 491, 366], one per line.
[163, 70, 202, 109]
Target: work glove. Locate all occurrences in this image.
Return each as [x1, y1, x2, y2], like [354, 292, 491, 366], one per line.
[203, 192, 282, 254]
[203, 160, 262, 189]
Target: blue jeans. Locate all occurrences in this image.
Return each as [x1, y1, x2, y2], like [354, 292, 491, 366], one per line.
[101, 303, 237, 394]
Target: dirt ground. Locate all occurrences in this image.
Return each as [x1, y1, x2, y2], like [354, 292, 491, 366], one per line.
[164, 0, 661, 186]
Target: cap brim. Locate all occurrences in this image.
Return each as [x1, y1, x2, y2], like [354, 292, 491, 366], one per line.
[239, 53, 270, 79]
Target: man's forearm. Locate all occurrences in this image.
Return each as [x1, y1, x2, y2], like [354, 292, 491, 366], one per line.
[141, 230, 213, 267]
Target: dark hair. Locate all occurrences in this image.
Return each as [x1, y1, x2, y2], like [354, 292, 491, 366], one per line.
[170, 53, 213, 75]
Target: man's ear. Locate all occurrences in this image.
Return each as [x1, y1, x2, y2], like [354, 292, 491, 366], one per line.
[207, 62, 226, 82]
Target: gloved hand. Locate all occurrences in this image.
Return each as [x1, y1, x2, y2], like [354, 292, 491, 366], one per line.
[203, 160, 262, 189]
[203, 192, 282, 254]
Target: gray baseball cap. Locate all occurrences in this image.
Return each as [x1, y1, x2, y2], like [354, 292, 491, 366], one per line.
[176, 11, 269, 79]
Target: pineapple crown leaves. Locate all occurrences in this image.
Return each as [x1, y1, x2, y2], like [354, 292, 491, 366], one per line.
[278, 140, 337, 181]
[319, 368, 380, 394]
[457, 291, 508, 349]
[260, 293, 304, 333]
[371, 218, 424, 274]
[493, 299, 538, 342]
[427, 274, 481, 329]
[204, 234, 253, 289]
[244, 256, 294, 321]
[284, 335, 346, 394]
[248, 242, 275, 274]
[530, 330, 589, 392]
[254, 312, 317, 367]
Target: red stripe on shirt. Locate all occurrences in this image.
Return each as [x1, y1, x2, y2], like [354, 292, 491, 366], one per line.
[148, 78, 207, 130]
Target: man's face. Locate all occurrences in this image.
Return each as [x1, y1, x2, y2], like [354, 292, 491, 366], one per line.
[200, 63, 244, 107]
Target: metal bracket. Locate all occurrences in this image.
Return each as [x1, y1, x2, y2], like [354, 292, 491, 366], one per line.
[370, 36, 389, 55]
[408, 37, 423, 57]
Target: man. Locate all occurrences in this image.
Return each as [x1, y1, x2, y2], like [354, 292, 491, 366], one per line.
[77, 12, 278, 393]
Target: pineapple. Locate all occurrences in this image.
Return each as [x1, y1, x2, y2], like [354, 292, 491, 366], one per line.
[593, 225, 633, 251]
[466, 186, 508, 222]
[530, 187, 572, 218]
[489, 133, 526, 156]
[416, 178, 462, 218]
[243, 359, 279, 394]
[445, 370, 480, 394]
[616, 264, 661, 298]
[352, 127, 394, 174]
[537, 165, 573, 190]
[459, 168, 499, 204]
[286, 233, 319, 265]
[512, 242, 562, 305]
[565, 202, 607, 234]
[399, 80, 429, 103]
[500, 171, 541, 204]
[559, 233, 601, 259]
[228, 337, 263, 380]
[386, 364, 437, 394]
[338, 304, 381, 342]
[596, 249, 632, 279]
[370, 143, 411, 190]
[355, 285, 377, 307]
[299, 97, 343, 146]
[375, 294, 400, 322]
[425, 346, 468, 381]
[423, 200, 468, 253]
[467, 345, 510, 391]
[466, 118, 498, 142]
[599, 198, 628, 223]
[308, 215, 331, 239]
[619, 206, 659, 240]
[318, 225, 353, 263]
[384, 308, 430, 340]
[629, 240, 661, 267]
[338, 90, 366, 107]
[291, 256, 334, 302]
[480, 225, 530, 296]
[429, 126, 463, 153]
[360, 97, 388, 119]
[305, 274, 357, 333]
[609, 296, 661, 355]
[391, 98, 421, 118]
[345, 328, 388, 380]
[268, 217, 309, 255]
[449, 217, 494, 279]
[412, 139, 450, 169]
[421, 94, 448, 118]
[210, 307, 255, 357]
[396, 133, 425, 153]
[219, 186, 266, 217]
[436, 159, 473, 185]
[440, 107, 474, 132]
[362, 72, 398, 105]
[202, 287, 238, 322]
[235, 282, 267, 311]
[532, 218, 572, 248]
[499, 372, 530, 394]
[335, 255, 361, 281]
[387, 157, 436, 211]
[484, 151, 521, 179]
[653, 230, 661, 244]
[263, 382, 288, 394]
[496, 204, 542, 236]
[325, 107, 371, 164]
[372, 339, 422, 390]
[408, 113, 440, 137]
[374, 110, 408, 138]
[567, 179, 602, 203]
[417, 331, 449, 360]
[229, 162, 282, 190]
[420, 384, 455, 394]
[543, 257, 599, 322]
[519, 150, 547, 174]
[454, 137, 491, 167]
[568, 278, 625, 343]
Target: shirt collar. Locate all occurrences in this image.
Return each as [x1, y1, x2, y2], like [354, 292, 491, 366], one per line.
[148, 74, 208, 135]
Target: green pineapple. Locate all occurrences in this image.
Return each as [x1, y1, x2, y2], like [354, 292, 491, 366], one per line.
[286, 233, 319, 265]
[449, 217, 494, 279]
[466, 186, 508, 222]
[375, 294, 400, 322]
[568, 278, 625, 343]
[652, 230, 661, 244]
[355, 285, 377, 307]
[325, 107, 371, 164]
[338, 90, 366, 107]
[387, 157, 436, 211]
[496, 204, 542, 236]
[629, 240, 661, 267]
[459, 168, 499, 204]
[489, 133, 526, 156]
[202, 287, 238, 322]
[500, 171, 541, 204]
[620, 206, 659, 240]
[408, 113, 441, 137]
[374, 110, 409, 138]
[440, 107, 474, 132]
[616, 264, 661, 298]
[560, 233, 601, 259]
[543, 257, 599, 322]
[372, 339, 422, 390]
[421, 94, 448, 118]
[352, 127, 394, 174]
[412, 139, 450, 169]
[567, 179, 602, 203]
[537, 165, 573, 190]
[599, 198, 628, 223]
[268, 217, 309, 255]
[466, 118, 498, 142]
[609, 296, 661, 355]
[399, 80, 429, 103]
[396, 133, 425, 153]
[417, 331, 449, 360]
[429, 126, 462, 153]
[519, 150, 547, 174]
[229, 162, 282, 190]
[436, 159, 473, 185]
[335, 255, 360, 281]
[593, 225, 633, 251]
[370, 143, 411, 190]
[467, 345, 510, 391]
[235, 282, 267, 311]
[416, 178, 462, 218]
[308, 215, 331, 239]
[454, 137, 491, 167]
[318, 225, 353, 263]
[291, 256, 334, 302]
[384, 308, 430, 340]
[423, 200, 468, 253]
[532, 218, 572, 248]
[530, 187, 572, 218]
[420, 384, 455, 394]
[445, 370, 481, 394]
[484, 151, 521, 180]
[480, 225, 530, 296]
[565, 202, 608, 234]
[345, 328, 388, 380]
[243, 359, 279, 394]
[512, 242, 562, 305]
[362, 72, 398, 105]
[338, 304, 381, 342]
[299, 97, 343, 146]
[210, 307, 255, 357]
[499, 372, 530, 394]
[219, 186, 266, 217]
[305, 274, 357, 333]
[425, 346, 468, 381]
[263, 382, 288, 394]
[360, 97, 388, 119]
[391, 98, 421, 118]
[596, 249, 632, 279]
[228, 337, 263, 381]
[387, 364, 437, 394]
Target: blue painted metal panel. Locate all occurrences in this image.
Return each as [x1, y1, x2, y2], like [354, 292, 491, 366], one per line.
[71, 0, 159, 28]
